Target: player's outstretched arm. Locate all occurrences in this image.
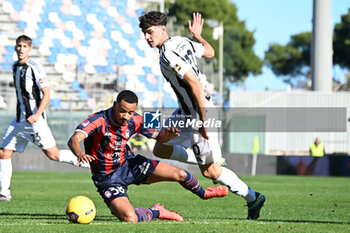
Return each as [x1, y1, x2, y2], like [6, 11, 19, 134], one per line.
[67, 131, 95, 165]
[155, 128, 180, 143]
[188, 12, 215, 58]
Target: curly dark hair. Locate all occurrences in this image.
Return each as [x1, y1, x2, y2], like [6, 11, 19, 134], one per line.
[139, 11, 167, 31]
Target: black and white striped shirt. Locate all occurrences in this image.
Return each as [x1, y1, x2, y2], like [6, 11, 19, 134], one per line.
[159, 36, 205, 116]
[12, 58, 49, 122]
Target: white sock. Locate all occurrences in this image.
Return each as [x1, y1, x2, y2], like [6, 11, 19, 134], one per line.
[215, 167, 256, 203]
[59, 150, 78, 166]
[0, 158, 12, 197]
[59, 150, 90, 168]
[170, 145, 198, 164]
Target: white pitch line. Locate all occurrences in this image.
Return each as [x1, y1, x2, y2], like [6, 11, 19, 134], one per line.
[0, 220, 239, 226]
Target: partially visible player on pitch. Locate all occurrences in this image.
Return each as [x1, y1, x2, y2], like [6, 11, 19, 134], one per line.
[139, 11, 265, 219]
[67, 90, 228, 222]
[0, 35, 88, 202]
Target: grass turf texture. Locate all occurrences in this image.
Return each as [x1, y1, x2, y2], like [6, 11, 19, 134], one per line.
[0, 171, 349, 232]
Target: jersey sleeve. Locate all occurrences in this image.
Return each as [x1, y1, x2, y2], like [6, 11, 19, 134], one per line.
[163, 38, 204, 79]
[75, 114, 104, 138]
[32, 62, 49, 89]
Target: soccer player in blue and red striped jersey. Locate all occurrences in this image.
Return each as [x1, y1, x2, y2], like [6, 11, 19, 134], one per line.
[68, 90, 228, 222]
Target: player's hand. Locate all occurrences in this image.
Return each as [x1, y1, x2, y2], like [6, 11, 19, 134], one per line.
[157, 127, 180, 142]
[188, 12, 204, 39]
[164, 127, 180, 138]
[76, 153, 95, 166]
[198, 126, 209, 140]
[27, 114, 40, 124]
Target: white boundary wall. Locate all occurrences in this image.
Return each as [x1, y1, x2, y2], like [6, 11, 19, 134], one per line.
[229, 91, 350, 155]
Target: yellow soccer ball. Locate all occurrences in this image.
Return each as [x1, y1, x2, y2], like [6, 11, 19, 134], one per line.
[66, 196, 96, 224]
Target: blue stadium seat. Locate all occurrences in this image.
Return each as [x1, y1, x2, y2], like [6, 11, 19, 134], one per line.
[2, 63, 12, 71]
[118, 74, 126, 83]
[163, 94, 178, 108]
[12, 0, 24, 12]
[145, 82, 157, 92]
[142, 67, 152, 74]
[138, 75, 146, 83]
[17, 21, 26, 29]
[32, 37, 41, 46]
[0, 0, 177, 107]
[50, 98, 62, 108]
[214, 93, 221, 103]
[152, 100, 158, 108]
[47, 55, 57, 63]
[135, 9, 144, 17]
[79, 89, 89, 99]
[64, 30, 74, 39]
[71, 80, 82, 91]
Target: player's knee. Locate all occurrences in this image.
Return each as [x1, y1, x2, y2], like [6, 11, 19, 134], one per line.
[46, 153, 59, 161]
[0, 149, 5, 159]
[201, 164, 222, 180]
[175, 169, 188, 182]
[0, 149, 13, 159]
[43, 147, 60, 161]
[201, 169, 213, 179]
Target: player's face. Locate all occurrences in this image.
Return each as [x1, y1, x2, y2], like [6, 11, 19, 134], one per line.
[113, 99, 137, 125]
[142, 25, 167, 48]
[15, 41, 32, 64]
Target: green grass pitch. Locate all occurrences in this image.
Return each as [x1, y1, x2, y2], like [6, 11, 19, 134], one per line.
[0, 171, 349, 232]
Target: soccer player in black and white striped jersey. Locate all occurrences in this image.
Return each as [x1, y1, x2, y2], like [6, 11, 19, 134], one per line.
[0, 35, 88, 202]
[139, 12, 265, 219]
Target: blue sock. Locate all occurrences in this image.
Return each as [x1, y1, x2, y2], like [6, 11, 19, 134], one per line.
[180, 170, 205, 199]
[135, 208, 159, 222]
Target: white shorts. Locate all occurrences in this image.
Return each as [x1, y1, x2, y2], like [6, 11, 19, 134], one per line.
[1, 117, 56, 152]
[163, 100, 223, 165]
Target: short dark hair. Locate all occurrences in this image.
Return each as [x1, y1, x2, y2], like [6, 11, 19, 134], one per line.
[116, 90, 138, 104]
[139, 11, 167, 31]
[16, 35, 32, 46]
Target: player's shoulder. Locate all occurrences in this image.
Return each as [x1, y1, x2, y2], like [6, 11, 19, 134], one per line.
[27, 58, 45, 72]
[163, 37, 192, 57]
[12, 61, 19, 68]
[169, 36, 188, 43]
[80, 109, 109, 129]
[88, 109, 109, 122]
[133, 112, 141, 117]
[26, 58, 41, 67]
[164, 36, 189, 49]
[131, 112, 143, 122]
[97, 108, 111, 119]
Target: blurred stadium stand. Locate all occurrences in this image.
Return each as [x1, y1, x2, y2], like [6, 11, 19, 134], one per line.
[2, 1, 348, 173]
[0, 0, 180, 111]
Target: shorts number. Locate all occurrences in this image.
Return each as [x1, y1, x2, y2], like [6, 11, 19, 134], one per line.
[109, 186, 125, 195]
[31, 133, 43, 148]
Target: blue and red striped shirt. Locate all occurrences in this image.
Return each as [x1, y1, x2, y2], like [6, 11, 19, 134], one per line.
[76, 107, 158, 177]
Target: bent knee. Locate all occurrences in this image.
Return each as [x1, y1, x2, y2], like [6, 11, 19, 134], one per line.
[0, 149, 13, 159]
[153, 142, 172, 159]
[175, 169, 188, 182]
[43, 147, 60, 161]
[201, 163, 222, 180]
[45, 153, 59, 161]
